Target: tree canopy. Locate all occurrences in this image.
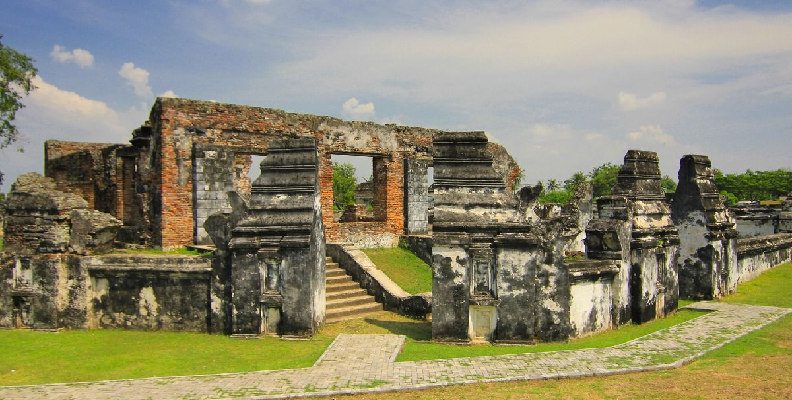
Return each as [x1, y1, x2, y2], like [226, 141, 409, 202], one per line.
[0, 35, 37, 185]
[539, 162, 676, 205]
[332, 162, 358, 210]
[714, 169, 792, 204]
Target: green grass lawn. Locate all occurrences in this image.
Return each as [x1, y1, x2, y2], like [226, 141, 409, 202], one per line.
[330, 263, 792, 399]
[1, 262, 790, 389]
[361, 247, 432, 294]
[0, 330, 332, 386]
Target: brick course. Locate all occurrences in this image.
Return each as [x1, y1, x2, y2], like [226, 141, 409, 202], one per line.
[42, 98, 522, 249]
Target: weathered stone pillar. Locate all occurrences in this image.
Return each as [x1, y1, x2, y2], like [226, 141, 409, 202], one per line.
[404, 159, 430, 235]
[228, 138, 325, 337]
[431, 132, 570, 343]
[589, 150, 680, 324]
[672, 155, 738, 300]
[1, 173, 119, 330]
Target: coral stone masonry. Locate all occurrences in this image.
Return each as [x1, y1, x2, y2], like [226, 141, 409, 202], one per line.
[2, 96, 791, 340]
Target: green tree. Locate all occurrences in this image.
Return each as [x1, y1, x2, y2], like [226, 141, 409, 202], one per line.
[563, 172, 588, 193]
[332, 162, 358, 210]
[0, 35, 37, 185]
[661, 175, 677, 193]
[713, 168, 792, 202]
[589, 162, 620, 198]
[546, 179, 560, 192]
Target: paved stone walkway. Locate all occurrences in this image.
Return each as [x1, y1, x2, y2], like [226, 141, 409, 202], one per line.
[0, 302, 788, 399]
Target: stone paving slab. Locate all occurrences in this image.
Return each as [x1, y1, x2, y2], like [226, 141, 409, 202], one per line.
[0, 302, 788, 400]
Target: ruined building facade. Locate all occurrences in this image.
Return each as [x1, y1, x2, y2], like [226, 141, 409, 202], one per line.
[2, 97, 792, 341]
[42, 98, 520, 250]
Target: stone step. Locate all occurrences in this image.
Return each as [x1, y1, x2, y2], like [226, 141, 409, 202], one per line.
[326, 267, 347, 278]
[325, 302, 383, 324]
[327, 262, 339, 269]
[326, 287, 369, 301]
[325, 281, 362, 293]
[326, 294, 378, 310]
[326, 274, 355, 285]
[326, 256, 333, 263]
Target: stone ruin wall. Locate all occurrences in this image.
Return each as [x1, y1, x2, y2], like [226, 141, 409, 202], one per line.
[42, 98, 520, 250]
[0, 173, 217, 332]
[3, 97, 792, 340]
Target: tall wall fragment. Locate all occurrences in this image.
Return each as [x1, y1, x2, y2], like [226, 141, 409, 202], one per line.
[431, 132, 572, 343]
[587, 150, 680, 325]
[227, 138, 325, 337]
[672, 155, 738, 299]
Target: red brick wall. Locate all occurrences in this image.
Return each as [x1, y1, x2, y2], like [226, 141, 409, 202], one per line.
[44, 140, 128, 217]
[148, 98, 433, 248]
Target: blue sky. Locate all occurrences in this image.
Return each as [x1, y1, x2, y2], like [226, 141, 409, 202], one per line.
[1, 0, 791, 190]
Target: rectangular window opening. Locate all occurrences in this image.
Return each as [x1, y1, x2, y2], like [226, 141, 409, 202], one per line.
[330, 154, 383, 223]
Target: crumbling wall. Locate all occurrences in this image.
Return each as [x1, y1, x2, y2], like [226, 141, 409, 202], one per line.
[146, 98, 435, 249]
[209, 138, 326, 337]
[587, 150, 680, 325]
[567, 260, 618, 336]
[44, 140, 127, 215]
[3, 173, 120, 256]
[84, 255, 212, 331]
[0, 174, 215, 332]
[672, 155, 739, 300]
[431, 132, 573, 344]
[736, 233, 792, 283]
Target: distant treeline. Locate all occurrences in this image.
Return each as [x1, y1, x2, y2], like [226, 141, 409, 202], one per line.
[714, 169, 792, 204]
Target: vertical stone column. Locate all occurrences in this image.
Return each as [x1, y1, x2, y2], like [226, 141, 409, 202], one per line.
[228, 138, 325, 337]
[404, 159, 430, 235]
[431, 132, 565, 343]
[598, 150, 680, 324]
[193, 146, 235, 245]
[672, 155, 738, 299]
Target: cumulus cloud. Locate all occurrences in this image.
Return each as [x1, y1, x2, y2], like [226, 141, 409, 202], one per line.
[1, 76, 148, 189]
[342, 97, 376, 120]
[28, 76, 118, 123]
[50, 45, 94, 68]
[119, 62, 153, 98]
[626, 125, 677, 146]
[159, 90, 179, 98]
[618, 91, 667, 110]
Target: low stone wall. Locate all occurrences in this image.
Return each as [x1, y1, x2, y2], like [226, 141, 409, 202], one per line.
[736, 233, 792, 283]
[0, 253, 213, 332]
[83, 255, 212, 331]
[325, 243, 430, 318]
[333, 222, 399, 248]
[400, 235, 432, 265]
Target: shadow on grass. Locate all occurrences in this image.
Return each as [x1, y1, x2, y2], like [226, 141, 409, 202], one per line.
[363, 317, 432, 341]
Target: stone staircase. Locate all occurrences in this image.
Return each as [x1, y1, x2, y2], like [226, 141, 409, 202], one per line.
[325, 256, 382, 324]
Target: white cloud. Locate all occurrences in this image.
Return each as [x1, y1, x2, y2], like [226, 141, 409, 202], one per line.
[626, 125, 677, 146]
[0, 76, 148, 190]
[50, 45, 94, 68]
[119, 62, 153, 98]
[585, 132, 604, 142]
[342, 97, 376, 120]
[618, 91, 667, 110]
[27, 76, 119, 125]
[159, 90, 179, 98]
